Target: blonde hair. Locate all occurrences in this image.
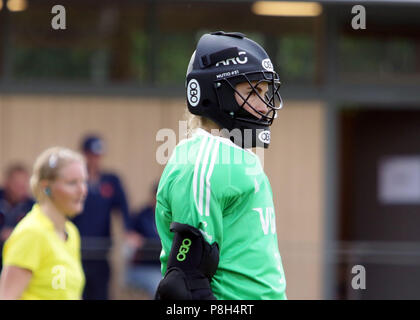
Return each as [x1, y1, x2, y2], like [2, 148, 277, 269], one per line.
[185, 108, 221, 138]
[30, 147, 85, 202]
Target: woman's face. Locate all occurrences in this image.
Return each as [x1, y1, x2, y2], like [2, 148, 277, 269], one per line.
[235, 81, 269, 119]
[50, 161, 88, 217]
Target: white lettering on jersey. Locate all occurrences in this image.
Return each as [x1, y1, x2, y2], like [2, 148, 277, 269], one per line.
[253, 207, 276, 235]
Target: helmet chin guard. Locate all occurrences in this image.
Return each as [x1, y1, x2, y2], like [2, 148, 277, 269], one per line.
[186, 31, 283, 149]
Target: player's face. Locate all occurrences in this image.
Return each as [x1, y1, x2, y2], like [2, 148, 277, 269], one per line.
[234, 81, 269, 119]
[50, 161, 88, 217]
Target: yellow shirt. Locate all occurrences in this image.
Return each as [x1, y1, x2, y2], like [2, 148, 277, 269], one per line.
[2, 204, 85, 300]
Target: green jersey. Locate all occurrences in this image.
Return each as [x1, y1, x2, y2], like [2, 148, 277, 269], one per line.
[156, 128, 287, 300]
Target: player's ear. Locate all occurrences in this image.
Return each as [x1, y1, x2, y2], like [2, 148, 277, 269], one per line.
[39, 180, 53, 198]
[39, 180, 49, 191]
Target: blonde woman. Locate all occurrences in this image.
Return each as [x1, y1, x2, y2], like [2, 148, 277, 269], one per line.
[0, 147, 87, 300]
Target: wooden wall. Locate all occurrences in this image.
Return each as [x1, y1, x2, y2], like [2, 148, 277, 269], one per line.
[268, 101, 325, 299]
[0, 95, 325, 299]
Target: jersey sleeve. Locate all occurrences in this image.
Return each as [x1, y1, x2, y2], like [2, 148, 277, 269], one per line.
[168, 158, 225, 248]
[3, 227, 46, 272]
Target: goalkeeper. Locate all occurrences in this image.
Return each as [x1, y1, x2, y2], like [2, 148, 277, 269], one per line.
[155, 31, 287, 300]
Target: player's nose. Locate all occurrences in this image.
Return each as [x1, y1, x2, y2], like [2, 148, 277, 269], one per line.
[254, 99, 268, 116]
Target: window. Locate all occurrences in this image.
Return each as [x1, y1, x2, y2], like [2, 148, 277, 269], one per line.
[338, 35, 420, 84]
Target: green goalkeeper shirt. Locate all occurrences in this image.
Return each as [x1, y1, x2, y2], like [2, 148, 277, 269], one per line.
[155, 128, 287, 300]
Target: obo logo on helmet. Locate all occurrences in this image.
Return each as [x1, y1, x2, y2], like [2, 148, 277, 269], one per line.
[262, 59, 273, 72]
[258, 130, 271, 144]
[187, 79, 201, 107]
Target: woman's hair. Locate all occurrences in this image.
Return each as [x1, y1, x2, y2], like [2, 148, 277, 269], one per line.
[185, 108, 220, 138]
[30, 147, 85, 202]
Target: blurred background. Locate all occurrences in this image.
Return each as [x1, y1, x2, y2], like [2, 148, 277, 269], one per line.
[1, 0, 420, 299]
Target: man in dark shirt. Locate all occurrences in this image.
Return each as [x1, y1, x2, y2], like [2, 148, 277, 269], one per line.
[0, 164, 35, 271]
[125, 183, 162, 298]
[72, 135, 131, 300]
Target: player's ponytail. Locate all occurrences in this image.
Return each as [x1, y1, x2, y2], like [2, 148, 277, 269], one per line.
[185, 107, 221, 138]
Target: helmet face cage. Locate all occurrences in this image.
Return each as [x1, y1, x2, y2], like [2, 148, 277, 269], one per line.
[185, 31, 284, 149]
[217, 71, 283, 126]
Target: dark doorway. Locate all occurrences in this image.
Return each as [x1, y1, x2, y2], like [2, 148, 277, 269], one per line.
[337, 108, 420, 299]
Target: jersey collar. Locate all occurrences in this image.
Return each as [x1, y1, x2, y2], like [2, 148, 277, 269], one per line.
[192, 127, 255, 154]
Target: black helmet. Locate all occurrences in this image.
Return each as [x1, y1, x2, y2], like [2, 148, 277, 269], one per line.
[186, 31, 283, 149]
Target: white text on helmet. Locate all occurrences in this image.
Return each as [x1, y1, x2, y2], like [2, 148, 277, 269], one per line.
[215, 51, 248, 67]
[216, 69, 240, 79]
